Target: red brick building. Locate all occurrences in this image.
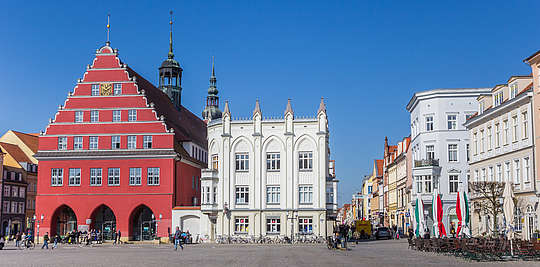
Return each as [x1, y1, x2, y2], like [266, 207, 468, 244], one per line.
[34, 38, 207, 241]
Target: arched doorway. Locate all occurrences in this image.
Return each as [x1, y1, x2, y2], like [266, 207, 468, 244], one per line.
[91, 205, 116, 240]
[52, 205, 77, 236]
[130, 205, 155, 241]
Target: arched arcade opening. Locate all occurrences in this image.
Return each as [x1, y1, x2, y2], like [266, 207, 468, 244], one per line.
[90, 205, 117, 240]
[130, 205, 155, 241]
[51, 205, 77, 237]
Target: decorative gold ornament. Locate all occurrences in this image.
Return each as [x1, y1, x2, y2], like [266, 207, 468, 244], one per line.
[100, 83, 112, 96]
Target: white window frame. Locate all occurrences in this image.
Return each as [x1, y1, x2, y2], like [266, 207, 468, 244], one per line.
[514, 159, 520, 185]
[89, 136, 98, 150]
[73, 136, 83, 150]
[129, 168, 142, 186]
[487, 126, 492, 150]
[68, 168, 81, 186]
[449, 175, 459, 193]
[58, 137, 67, 150]
[147, 167, 160, 186]
[111, 136, 121, 149]
[424, 175, 432, 193]
[505, 162, 511, 183]
[512, 116, 518, 142]
[503, 120, 509, 145]
[51, 168, 63, 186]
[128, 109, 137, 122]
[266, 153, 280, 171]
[447, 114, 457, 130]
[522, 111, 528, 139]
[143, 136, 152, 149]
[90, 168, 102, 186]
[108, 168, 120, 186]
[235, 186, 249, 204]
[488, 166, 494, 182]
[495, 123, 500, 148]
[416, 176, 423, 193]
[298, 152, 313, 171]
[211, 154, 219, 170]
[448, 144, 458, 162]
[91, 110, 99, 122]
[127, 135, 137, 149]
[75, 111, 84, 123]
[91, 84, 99, 96]
[113, 83, 122, 95]
[235, 153, 249, 171]
[524, 157, 530, 184]
[299, 185, 313, 204]
[299, 217, 313, 234]
[426, 145, 435, 160]
[234, 217, 249, 233]
[496, 164, 502, 182]
[266, 186, 280, 204]
[426, 116, 434, 131]
[113, 110, 121, 122]
[266, 218, 280, 234]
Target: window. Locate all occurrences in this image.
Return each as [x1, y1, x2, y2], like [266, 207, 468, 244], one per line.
[266, 186, 280, 204]
[129, 168, 142, 185]
[68, 168, 81, 186]
[73, 136, 83, 150]
[191, 176, 195, 189]
[2, 201, 8, 213]
[426, 145, 435, 160]
[91, 110, 99, 122]
[235, 153, 249, 171]
[466, 144, 470, 161]
[18, 202, 24, 214]
[58, 137, 67, 150]
[11, 202, 17, 214]
[448, 144, 458, 162]
[510, 83, 518, 99]
[426, 116, 434, 131]
[512, 116, 518, 142]
[19, 187, 25, 197]
[113, 110, 121, 122]
[326, 187, 334, 204]
[11, 186, 18, 197]
[211, 154, 218, 170]
[493, 91, 503, 107]
[514, 159, 521, 185]
[505, 162, 511, 183]
[299, 218, 313, 234]
[111, 136, 121, 149]
[495, 123, 500, 147]
[235, 186, 249, 204]
[91, 84, 99, 96]
[266, 153, 280, 171]
[203, 186, 210, 204]
[488, 166, 494, 182]
[75, 111, 83, 123]
[90, 168, 102, 186]
[449, 175, 459, 193]
[128, 109, 137, 122]
[234, 217, 249, 233]
[3, 185, 9, 197]
[481, 168, 486, 182]
[473, 133, 478, 155]
[503, 120, 509, 145]
[447, 114, 457, 130]
[266, 218, 280, 234]
[113, 83, 122, 95]
[51, 168, 63, 186]
[496, 164, 502, 182]
[424, 175, 432, 193]
[474, 170, 479, 182]
[213, 186, 217, 203]
[416, 176, 423, 193]
[299, 186, 313, 204]
[524, 157, 530, 183]
[479, 101, 484, 114]
[147, 167, 160, 185]
[480, 130, 485, 153]
[108, 168, 120, 186]
[487, 126, 492, 150]
[143, 136, 152, 149]
[127, 136, 137, 149]
[523, 112, 528, 139]
[299, 152, 313, 170]
[89, 136, 99, 150]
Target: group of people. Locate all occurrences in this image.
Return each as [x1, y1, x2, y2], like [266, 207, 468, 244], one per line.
[172, 227, 193, 251]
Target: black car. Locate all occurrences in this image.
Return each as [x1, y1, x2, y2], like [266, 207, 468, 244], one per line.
[374, 227, 392, 240]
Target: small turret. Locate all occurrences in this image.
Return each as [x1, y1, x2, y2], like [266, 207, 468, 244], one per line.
[202, 57, 222, 121]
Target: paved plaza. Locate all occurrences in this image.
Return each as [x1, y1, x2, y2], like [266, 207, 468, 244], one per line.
[0, 239, 538, 267]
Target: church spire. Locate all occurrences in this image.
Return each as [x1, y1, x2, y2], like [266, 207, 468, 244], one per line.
[168, 10, 174, 59]
[202, 57, 222, 121]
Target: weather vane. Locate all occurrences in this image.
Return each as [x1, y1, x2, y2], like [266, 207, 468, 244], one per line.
[106, 14, 111, 45]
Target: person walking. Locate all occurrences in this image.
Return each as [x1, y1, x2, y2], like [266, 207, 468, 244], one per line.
[52, 234, 59, 249]
[15, 232, 21, 248]
[174, 227, 183, 251]
[41, 232, 50, 249]
[117, 230, 122, 245]
[112, 230, 117, 245]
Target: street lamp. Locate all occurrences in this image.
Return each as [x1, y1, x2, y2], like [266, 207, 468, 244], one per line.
[287, 211, 298, 242]
[33, 214, 44, 244]
[152, 214, 163, 244]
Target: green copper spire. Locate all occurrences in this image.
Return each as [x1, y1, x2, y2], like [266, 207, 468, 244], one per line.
[168, 10, 174, 59]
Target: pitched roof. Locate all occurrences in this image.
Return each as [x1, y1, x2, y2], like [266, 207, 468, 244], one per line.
[375, 159, 384, 176]
[0, 142, 31, 164]
[11, 130, 38, 153]
[126, 67, 207, 149]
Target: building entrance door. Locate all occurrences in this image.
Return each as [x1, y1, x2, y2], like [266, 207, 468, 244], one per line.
[131, 205, 155, 241]
[92, 205, 116, 240]
[140, 221, 154, 241]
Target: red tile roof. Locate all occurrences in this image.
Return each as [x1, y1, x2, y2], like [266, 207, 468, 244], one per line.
[11, 130, 38, 153]
[376, 159, 384, 177]
[0, 142, 32, 164]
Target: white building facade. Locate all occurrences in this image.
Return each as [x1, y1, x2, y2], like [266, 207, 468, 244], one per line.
[406, 88, 491, 235]
[199, 99, 338, 241]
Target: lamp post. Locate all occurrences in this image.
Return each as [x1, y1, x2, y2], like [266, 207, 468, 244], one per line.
[223, 203, 230, 243]
[287, 211, 297, 242]
[151, 214, 163, 244]
[33, 214, 44, 244]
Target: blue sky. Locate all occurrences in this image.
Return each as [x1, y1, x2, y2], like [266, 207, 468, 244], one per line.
[1, 1, 539, 204]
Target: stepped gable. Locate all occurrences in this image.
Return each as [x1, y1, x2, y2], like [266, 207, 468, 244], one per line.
[126, 67, 207, 149]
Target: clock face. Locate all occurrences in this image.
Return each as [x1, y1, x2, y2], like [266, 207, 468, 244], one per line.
[100, 83, 112, 96]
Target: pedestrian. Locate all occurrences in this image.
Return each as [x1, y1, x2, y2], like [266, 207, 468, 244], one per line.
[117, 230, 122, 244]
[450, 222, 456, 238]
[113, 230, 117, 245]
[52, 234, 59, 249]
[181, 231, 187, 246]
[408, 227, 414, 239]
[174, 227, 183, 251]
[15, 232, 21, 248]
[41, 232, 50, 249]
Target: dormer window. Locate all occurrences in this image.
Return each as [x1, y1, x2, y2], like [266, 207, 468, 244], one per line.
[510, 83, 518, 99]
[479, 101, 484, 114]
[493, 91, 503, 107]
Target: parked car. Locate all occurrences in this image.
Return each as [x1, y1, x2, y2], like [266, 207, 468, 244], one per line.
[374, 227, 392, 240]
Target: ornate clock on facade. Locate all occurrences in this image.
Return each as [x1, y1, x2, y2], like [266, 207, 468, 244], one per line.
[100, 83, 112, 96]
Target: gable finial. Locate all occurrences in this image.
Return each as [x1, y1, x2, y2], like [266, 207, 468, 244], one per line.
[317, 97, 326, 114]
[284, 98, 294, 116]
[106, 14, 111, 45]
[168, 10, 174, 59]
[253, 98, 262, 117]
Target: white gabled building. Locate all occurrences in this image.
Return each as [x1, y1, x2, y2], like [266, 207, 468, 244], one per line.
[199, 98, 338, 241]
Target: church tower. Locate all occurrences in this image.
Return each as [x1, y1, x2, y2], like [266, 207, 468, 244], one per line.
[202, 57, 222, 121]
[159, 11, 183, 111]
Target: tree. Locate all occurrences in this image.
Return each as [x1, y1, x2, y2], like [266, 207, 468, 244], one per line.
[468, 181, 505, 237]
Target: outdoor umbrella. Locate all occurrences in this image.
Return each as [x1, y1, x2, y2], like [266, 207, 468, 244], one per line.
[456, 189, 471, 237]
[432, 189, 440, 237]
[456, 191, 462, 236]
[503, 181, 515, 254]
[415, 198, 425, 238]
[436, 190, 447, 237]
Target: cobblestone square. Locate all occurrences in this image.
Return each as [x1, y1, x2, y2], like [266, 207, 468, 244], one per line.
[0, 240, 538, 267]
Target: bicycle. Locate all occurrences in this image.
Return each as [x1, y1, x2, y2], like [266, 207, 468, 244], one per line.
[19, 238, 35, 250]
